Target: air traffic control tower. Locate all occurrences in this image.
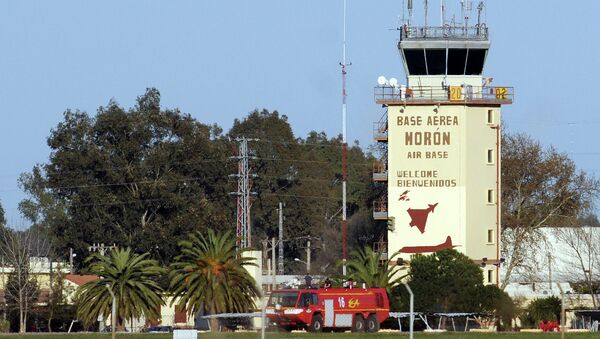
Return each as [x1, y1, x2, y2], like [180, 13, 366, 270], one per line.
[372, 3, 513, 285]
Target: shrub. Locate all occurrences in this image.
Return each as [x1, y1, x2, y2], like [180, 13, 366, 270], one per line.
[520, 296, 561, 328]
[0, 319, 9, 333]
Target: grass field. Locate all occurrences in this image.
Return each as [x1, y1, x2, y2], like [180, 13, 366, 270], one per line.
[0, 332, 595, 338]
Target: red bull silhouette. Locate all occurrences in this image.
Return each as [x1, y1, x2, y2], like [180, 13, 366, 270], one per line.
[407, 203, 438, 233]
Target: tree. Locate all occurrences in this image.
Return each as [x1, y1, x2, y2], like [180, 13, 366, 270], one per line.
[169, 229, 261, 332]
[228, 111, 377, 274]
[75, 248, 164, 330]
[479, 285, 516, 330]
[552, 221, 600, 308]
[501, 132, 599, 289]
[19, 88, 233, 265]
[45, 264, 74, 332]
[397, 249, 484, 313]
[345, 246, 405, 290]
[0, 201, 5, 227]
[0, 229, 47, 333]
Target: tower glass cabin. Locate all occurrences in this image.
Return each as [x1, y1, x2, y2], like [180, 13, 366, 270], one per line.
[372, 18, 513, 285]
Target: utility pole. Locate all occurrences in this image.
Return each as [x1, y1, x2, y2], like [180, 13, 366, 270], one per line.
[263, 238, 278, 291]
[230, 137, 258, 249]
[69, 248, 75, 274]
[306, 240, 311, 274]
[88, 243, 117, 256]
[271, 237, 276, 291]
[278, 202, 284, 275]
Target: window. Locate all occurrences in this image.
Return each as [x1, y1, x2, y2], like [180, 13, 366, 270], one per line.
[487, 149, 494, 164]
[465, 49, 487, 75]
[487, 109, 494, 124]
[268, 291, 299, 307]
[404, 49, 427, 75]
[487, 189, 494, 204]
[426, 49, 446, 75]
[487, 270, 494, 284]
[487, 229, 494, 244]
[299, 293, 318, 307]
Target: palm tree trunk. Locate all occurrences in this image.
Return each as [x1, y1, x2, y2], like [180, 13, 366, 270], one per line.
[117, 316, 125, 332]
[210, 303, 219, 333]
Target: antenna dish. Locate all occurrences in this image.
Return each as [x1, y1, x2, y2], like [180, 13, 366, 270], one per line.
[389, 78, 398, 87]
[377, 76, 387, 86]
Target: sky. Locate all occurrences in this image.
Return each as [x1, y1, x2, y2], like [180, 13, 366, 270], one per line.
[0, 0, 598, 226]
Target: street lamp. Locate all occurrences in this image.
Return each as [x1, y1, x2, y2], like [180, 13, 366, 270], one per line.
[294, 258, 310, 274]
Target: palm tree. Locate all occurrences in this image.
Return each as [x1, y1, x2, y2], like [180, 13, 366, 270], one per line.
[75, 248, 165, 330]
[169, 229, 261, 332]
[346, 246, 406, 290]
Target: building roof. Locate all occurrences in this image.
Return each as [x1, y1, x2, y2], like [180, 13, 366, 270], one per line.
[65, 274, 99, 286]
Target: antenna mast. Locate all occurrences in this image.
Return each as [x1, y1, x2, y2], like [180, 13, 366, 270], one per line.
[477, 1, 484, 27]
[441, 0, 446, 26]
[340, 0, 350, 276]
[424, 0, 429, 28]
[408, 0, 413, 26]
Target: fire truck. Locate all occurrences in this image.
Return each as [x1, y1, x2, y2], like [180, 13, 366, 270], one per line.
[265, 287, 389, 332]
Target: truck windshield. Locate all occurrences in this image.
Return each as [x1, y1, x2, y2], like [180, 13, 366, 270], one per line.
[268, 291, 299, 307]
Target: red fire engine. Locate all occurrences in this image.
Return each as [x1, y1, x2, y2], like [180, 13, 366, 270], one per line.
[265, 287, 389, 332]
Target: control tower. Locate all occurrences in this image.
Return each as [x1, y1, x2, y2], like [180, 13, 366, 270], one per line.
[372, 1, 513, 285]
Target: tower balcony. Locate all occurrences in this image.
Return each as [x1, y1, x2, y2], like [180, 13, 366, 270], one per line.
[373, 240, 388, 261]
[373, 161, 388, 182]
[373, 121, 388, 142]
[401, 25, 489, 42]
[373, 199, 388, 220]
[375, 85, 513, 106]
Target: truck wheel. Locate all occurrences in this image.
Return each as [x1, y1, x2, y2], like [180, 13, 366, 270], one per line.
[366, 314, 380, 333]
[308, 314, 323, 332]
[351, 314, 366, 332]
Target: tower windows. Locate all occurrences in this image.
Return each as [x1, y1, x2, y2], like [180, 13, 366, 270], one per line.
[487, 109, 494, 124]
[487, 189, 495, 204]
[487, 229, 494, 244]
[487, 149, 494, 164]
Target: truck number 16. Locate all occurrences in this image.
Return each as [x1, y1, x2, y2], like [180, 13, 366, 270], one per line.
[338, 297, 345, 308]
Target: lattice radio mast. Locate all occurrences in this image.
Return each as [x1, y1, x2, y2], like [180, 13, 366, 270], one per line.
[230, 137, 258, 248]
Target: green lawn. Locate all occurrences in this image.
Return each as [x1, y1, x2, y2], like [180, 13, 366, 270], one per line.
[0, 332, 595, 339]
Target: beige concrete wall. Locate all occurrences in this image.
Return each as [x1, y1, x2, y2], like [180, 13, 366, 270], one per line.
[386, 103, 501, 283]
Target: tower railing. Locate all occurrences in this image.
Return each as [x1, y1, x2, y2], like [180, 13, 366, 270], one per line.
[374, 85, 513, 105]
[373, 161, 387, 182]
[373, 199, 388, 220]
[373, 121, 388, 141]
[401, 25, 489, 41]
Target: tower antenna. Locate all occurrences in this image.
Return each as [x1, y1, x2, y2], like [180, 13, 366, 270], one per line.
[340, 0, 351, 276]
[441, 0, 446, 26]
[408, 0, 413, 26]
[477, 1, 485, 27]
[424, 0, 429, 28]
[402, 0, 405, 26]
